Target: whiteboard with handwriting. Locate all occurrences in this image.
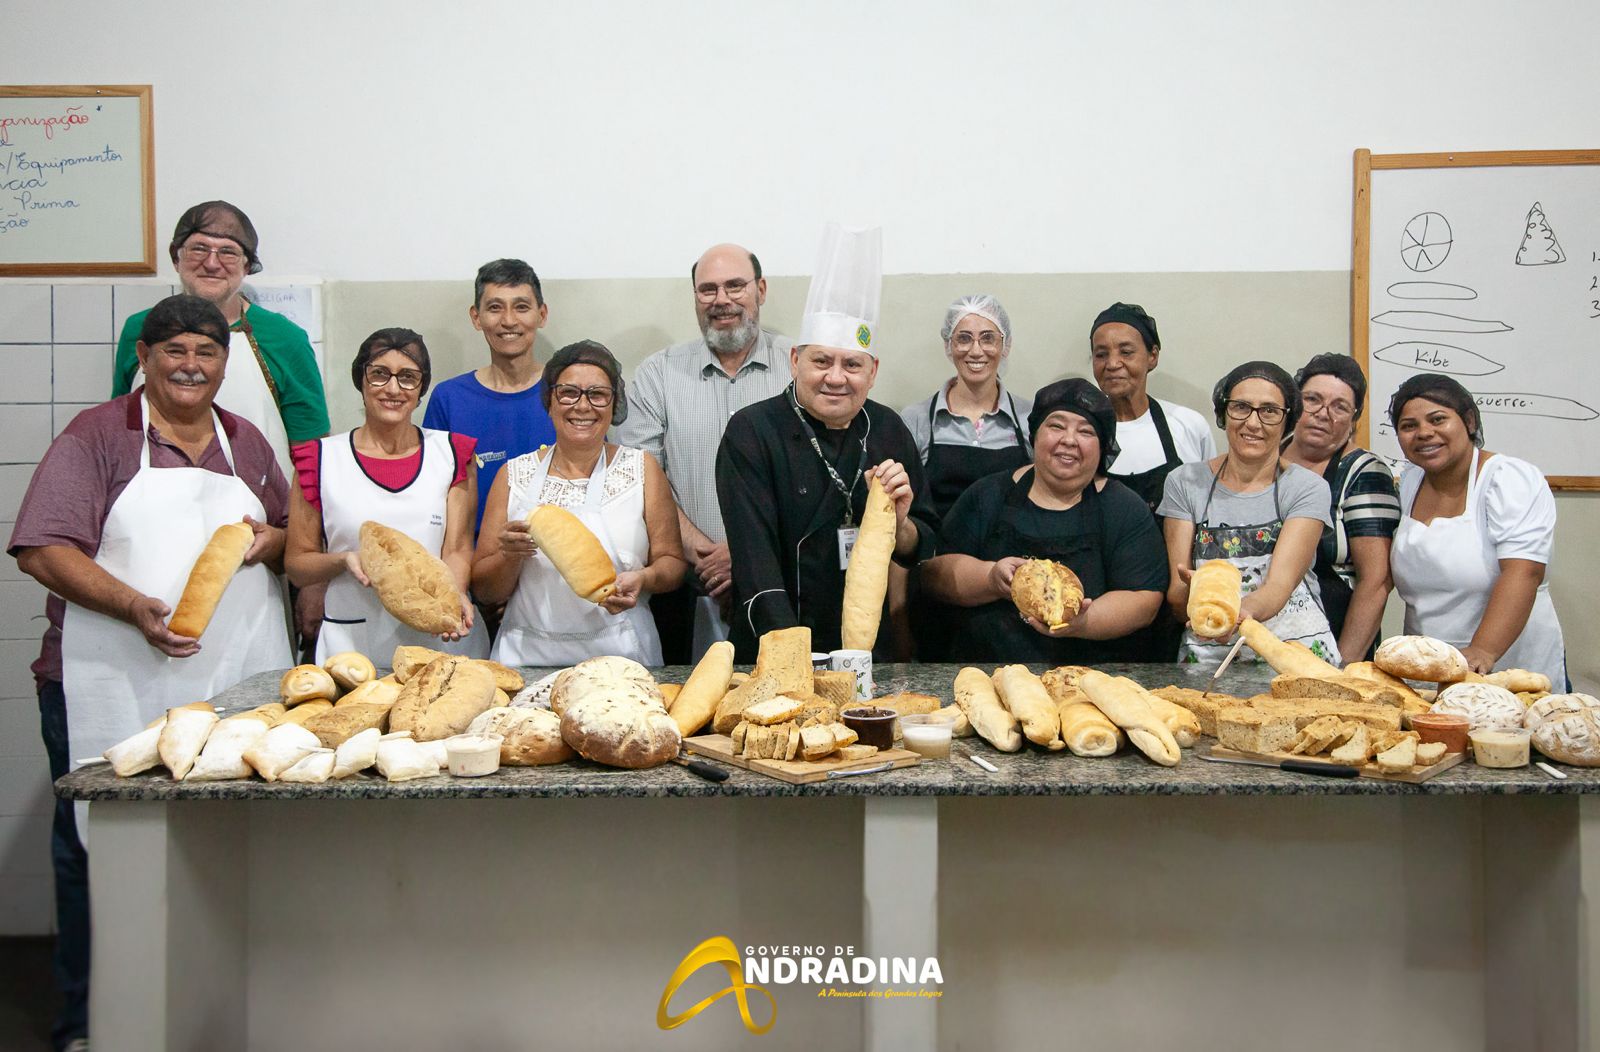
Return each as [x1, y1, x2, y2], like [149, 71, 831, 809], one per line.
[1363, 158, 1600, 485]
[0, 87, 153, 273]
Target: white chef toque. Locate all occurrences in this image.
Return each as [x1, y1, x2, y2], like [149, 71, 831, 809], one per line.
[796, 222, 883, 357]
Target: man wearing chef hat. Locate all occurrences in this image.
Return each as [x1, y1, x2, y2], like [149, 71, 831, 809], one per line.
[10, 293, 292, 1052]
[714, 224, 939, 660]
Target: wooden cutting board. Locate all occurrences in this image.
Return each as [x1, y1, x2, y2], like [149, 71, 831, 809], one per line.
[684, 734, 920, 784]
[1208, 745, 1467, 783]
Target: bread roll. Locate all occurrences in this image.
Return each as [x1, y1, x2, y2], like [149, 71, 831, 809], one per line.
[1187, 559, 1242, 640]
[374, 736, 440, 781]
[280, 665, 337, 706]
[1475, 669, 1553, 694]
[358, 520, 465, 635]
[1078, 671, 1181, 766]
[991, 665, 1065, 750]
[104, 725, 164, 776]
[243, 723, 321, 781]
[953, 667, 1022, 752]
[466, 706, 573, 766]
[1058, 702, 1121, 757]
[332, 727, 382, 778]
[185, 717, 270, 781]
[158, 706, 219, 780]
[323, 651, 377, 693]
[388, 655, 497, 741]
[668, 640, 734, 737]
[1238, 619, 1341, 678]
[1374, 635, 1469, 684]
[840, 477, 897, 652]
[524, 504, 617, 603]
[392, 645, 446, 683]
[1431, 682, 1525, 731]
[167, 521, 254, 638]
[279, 749, 336, 784]
[1010, 559, 1084, 631]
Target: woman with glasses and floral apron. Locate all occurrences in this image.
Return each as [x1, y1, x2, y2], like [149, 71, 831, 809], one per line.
[1159, 361, 1340, 670]
[473, 341, 685, 667]
[286, 327, 488, 663]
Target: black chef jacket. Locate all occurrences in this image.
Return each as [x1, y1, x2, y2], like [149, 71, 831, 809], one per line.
[715, 388, 940, 662]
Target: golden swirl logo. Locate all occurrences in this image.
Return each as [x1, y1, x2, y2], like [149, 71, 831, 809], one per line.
[855, 323, 873, 349]
[657, 936, 777, 1034]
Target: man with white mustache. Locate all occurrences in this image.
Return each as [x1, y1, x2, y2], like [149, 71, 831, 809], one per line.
[615, 243, 794, 660]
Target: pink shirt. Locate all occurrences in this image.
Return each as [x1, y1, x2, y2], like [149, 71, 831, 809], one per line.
[7, 389, 291, 686]
[289, 431, 476, 511]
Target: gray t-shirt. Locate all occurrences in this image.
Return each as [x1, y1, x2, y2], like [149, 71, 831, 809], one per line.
[1158, 460, 1332, 529]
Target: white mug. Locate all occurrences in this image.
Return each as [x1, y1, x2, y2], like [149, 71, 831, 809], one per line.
[829, 649, 873, 701]
[811, 652, 832, 672]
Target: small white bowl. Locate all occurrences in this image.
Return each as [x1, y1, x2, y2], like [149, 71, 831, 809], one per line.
[444, 733, 503, 777]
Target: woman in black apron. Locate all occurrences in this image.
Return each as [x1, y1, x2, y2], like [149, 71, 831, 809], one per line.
[920, 379, 1169, 664]
[901, 295, 1032, 658]
[1280, 354, 1400, 662]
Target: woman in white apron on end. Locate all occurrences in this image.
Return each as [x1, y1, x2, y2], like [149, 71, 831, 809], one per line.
[474, 341, 687, 667]
[287, 328, 488, 664]
[1387, 374, 1567, 688]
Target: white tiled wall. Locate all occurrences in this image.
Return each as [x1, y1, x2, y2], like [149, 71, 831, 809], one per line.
[0, 278, 323, 935]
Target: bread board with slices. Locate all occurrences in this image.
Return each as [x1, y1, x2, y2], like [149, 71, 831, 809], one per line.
[684, 734, 920, 784]
[1207, 745, 1467, 783]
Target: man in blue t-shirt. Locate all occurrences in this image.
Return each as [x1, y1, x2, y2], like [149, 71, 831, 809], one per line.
[423, 258, 558, 535]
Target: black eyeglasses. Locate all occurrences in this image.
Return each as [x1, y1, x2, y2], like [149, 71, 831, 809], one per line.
[552, 383, 614, 408]
[1224, 399, 1287, 426]
[694, 278, 756, 302]
[365, 365, 424, 391]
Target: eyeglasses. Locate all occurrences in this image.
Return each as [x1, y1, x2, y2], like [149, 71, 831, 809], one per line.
[1301, 392, 1355, 419]
[179, 242, 245, 266]
[552, 383, 614, 408]
[694, 278, 756, 302]
[365, 365, 424, 391]
[1224, 399, 1287, 426]
[951, 331, 1003, 351]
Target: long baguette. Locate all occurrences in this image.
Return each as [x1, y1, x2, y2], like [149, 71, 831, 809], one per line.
[1079, 671, 1181, 766]
[1238, 618, 1341, 678]
[524, 503, 617, 603]
[668, 641, 735, 738]
[992, 665, 1064, 750]
[953, 667, 1021, 752]
[167, 522, 254, 638]
[840, 476, 897, 652]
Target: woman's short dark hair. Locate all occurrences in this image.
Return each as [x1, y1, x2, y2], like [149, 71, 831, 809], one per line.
[541, 341, 628, 425]
[1211, 360, 1301, 431]
[1387, 372, 1484, 447]
[1294, 353, 1369, 420]
[139, 293, 230, 350]
[351, 327, 431, 396]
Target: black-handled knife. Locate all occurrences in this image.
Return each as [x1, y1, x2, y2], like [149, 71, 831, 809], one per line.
[1200, 746, 1361, 778]
[672, 753, 730, 782]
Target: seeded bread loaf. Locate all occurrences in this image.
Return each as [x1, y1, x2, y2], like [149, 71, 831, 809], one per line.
[359, 520, 465, 635]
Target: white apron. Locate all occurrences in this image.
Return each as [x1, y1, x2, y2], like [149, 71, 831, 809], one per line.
[1391, 451, 1566, 687]
[316, 428, 488, 664]
[492, 445, 662, 667]
[64, 395, 291, 839]
[220, 316, 291, 475]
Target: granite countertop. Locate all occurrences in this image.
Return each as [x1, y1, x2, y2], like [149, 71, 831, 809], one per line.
[57, 663, 1600, 801]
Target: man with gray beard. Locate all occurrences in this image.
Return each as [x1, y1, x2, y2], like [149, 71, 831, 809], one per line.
[615, 243, 794, 660]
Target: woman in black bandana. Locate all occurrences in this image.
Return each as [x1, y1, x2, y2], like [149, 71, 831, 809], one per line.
[921, 379, 1169, 663]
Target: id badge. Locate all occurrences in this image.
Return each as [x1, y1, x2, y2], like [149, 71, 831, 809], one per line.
[837, 527, 860, 570]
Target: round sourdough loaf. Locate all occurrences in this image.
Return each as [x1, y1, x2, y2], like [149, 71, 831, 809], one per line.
[549, 656, 662, 716]
[559, 690, 680, 769]
[1431, 682, 1525, 731]
[1524, 693, 1600, 732]
[467, 706, 573, 765]
[1375, 635, 1470, 683]
[1532, 708, 1600, 766]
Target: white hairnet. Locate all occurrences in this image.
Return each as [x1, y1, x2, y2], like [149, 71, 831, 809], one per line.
[941, 294, 1013, 373]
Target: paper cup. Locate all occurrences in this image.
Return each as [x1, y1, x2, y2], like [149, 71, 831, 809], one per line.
[829, 649, 873, 701]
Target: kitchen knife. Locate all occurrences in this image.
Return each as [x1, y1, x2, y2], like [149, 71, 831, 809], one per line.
[1203, 634, 1248, 697]
[671, 752, 730, 782]
[1199, 744, 1361, 778]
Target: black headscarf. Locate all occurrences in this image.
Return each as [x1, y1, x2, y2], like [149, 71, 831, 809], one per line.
[1387, 372, 1484, 447]
[168, 200, 262, 275]
[1028, 378, 1120, 474]
[1090, 302, 1160, 352]
[1211, 360, 1301, 431]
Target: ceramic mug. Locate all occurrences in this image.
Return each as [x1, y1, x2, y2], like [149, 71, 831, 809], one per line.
[829, 649, 873, 701]
[811, 652, 832, 672]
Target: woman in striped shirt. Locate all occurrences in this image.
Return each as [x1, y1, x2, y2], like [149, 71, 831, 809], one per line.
[1280, 354, 1401, 661]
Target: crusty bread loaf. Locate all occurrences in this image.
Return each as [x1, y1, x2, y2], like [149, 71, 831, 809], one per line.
[840, 477, 897, 651]
[472, 659, 524, 694]
[1269, 674, 1403, 709]
[549, 656, 662, 717]
[1216, 707, 1300, 754]
[753, 626, 814, 695]
[392, 645, 446, 683]
[1150, 686, 1245, 739]
[1524, 693, 1600, 732]
[167, 521, 254, 638]
[280, 665, 337, 706]
[1010, 559, 1083, 631]
[668, 641, 734, 737]
[524, 504, 617, 603]
[1531, 709, 1600, 766]
[1239, 619, 1341, 678]
[991, 665, 1065, 750]
[334, 678, 400, 710]
[280, 699, 333, 726]
[1187, 559, 1242, 640]
[1058, 702, 1121, 757]
[1343, 662, 1429, 712]
[1079, 671, 1181, 766]
[560, 687, 680, 769]
[467, 706, 573, 765]
[359, 520, 465, 635]
[388, 655, 497, 741]
[323, 651, 376, 693]
[1374, 635, 1469, 684]
[1431, 682, 1525, 731]
[303, 702, 392, 749]
[1248, 694, 1401, 732]
[954, 667, 1022, 752]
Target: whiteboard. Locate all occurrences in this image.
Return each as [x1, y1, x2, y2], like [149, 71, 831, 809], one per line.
[1354, 151, 1600, 488]
[0, 85, 154, 274]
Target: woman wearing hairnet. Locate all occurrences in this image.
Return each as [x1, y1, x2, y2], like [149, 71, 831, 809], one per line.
[1159, 361, 1338, 669]
[921, 379, 1168, 663]
[900, 295, 1033, 518]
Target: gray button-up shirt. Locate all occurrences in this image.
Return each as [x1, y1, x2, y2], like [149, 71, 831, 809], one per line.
[614, 328, 794, 544]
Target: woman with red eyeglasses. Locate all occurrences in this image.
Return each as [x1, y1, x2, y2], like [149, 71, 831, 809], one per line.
[473, 341, 685, 666]
[285, 327, 486, 662]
